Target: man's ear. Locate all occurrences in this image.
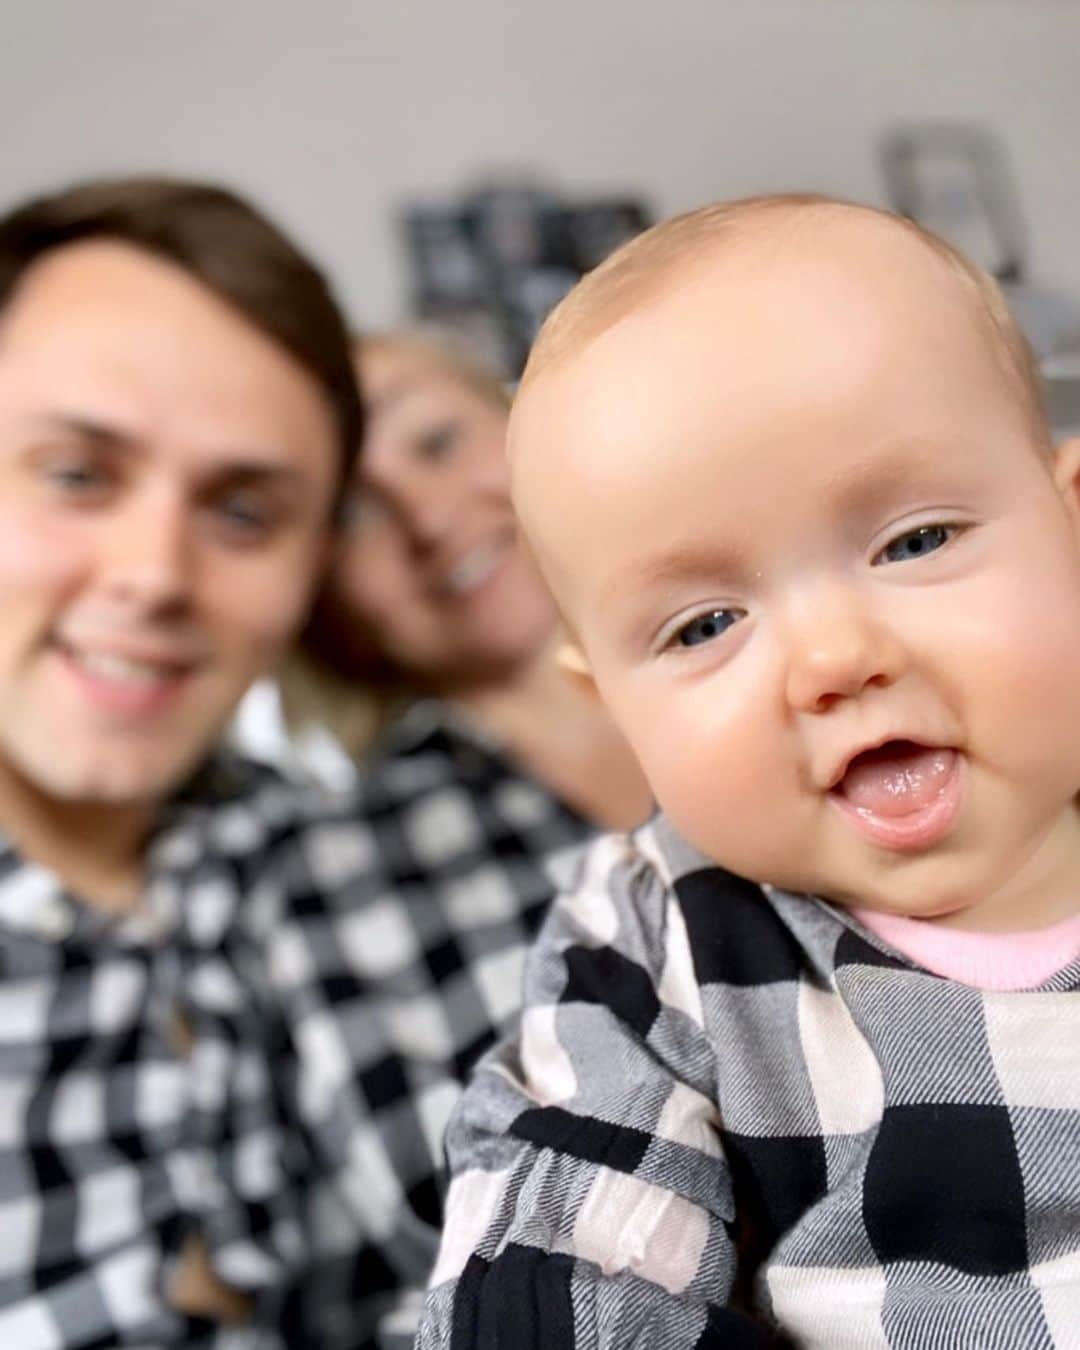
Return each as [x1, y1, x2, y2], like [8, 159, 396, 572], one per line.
[1053, 437, 1080, 531]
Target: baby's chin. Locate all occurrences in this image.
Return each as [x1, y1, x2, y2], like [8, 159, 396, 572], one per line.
[805, 879, 991, 928]
[754, 865, 968, 922]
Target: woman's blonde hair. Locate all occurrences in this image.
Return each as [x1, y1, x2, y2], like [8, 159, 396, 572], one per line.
[277, 643, 404, 762]
[277, 327, 511, 760]
[361, 326, 513, 412]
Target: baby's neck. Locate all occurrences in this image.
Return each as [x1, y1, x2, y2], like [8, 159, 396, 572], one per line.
[927, 808, 1080, 934]
[842, 808, 1080, 989]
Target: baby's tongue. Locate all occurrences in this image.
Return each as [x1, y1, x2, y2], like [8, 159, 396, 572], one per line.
[837, 742, 955, 818]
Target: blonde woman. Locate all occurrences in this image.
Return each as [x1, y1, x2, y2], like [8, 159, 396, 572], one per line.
[281, 331, 650, 828]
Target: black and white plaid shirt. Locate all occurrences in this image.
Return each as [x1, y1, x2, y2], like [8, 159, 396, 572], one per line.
[418, 814, 1080, 1349]
[238, 702, 598, 1349]
[0, 757, 308, 1350]
[0, 708, 596, 1349]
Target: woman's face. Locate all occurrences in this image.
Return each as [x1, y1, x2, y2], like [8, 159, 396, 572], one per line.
[327, 342, 556, 687]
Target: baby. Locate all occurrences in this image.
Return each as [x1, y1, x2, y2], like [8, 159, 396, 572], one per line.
[416, 196, 1080, 1348]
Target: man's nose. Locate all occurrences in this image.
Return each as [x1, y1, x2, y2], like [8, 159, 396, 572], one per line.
[99, 491, 194, 614]
[782, 582, 906, 715]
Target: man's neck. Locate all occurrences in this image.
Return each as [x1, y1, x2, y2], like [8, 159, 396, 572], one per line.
[0, 764, 157, 914]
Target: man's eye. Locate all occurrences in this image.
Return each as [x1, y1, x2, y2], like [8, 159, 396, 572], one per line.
[44, 461, 110, 494]
[216, 496, 273, 536]
[672, 609, 740, 648]
[875, 524, 956, 565]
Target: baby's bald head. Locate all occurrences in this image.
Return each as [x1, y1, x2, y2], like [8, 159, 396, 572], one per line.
[509, 194, 1048, 625]
[517, 194, 1042, 420]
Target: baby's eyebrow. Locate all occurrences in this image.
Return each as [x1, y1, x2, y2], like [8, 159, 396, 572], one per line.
[824, 439, 948, 517]
[597, 540, 751, 609]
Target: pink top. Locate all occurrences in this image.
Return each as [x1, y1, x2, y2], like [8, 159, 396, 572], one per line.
[852, 906, 1080, 991]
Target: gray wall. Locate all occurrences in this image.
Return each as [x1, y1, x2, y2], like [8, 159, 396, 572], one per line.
[4, 0, 1079, 328]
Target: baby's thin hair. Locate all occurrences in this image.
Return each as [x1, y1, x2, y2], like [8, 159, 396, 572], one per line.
[520, 193, 1047, 444]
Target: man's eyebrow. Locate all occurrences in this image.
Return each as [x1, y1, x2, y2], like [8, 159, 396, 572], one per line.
[205, 460, 309, 493]
[30, 412, 137, 445]
[29, 413, 310, 492]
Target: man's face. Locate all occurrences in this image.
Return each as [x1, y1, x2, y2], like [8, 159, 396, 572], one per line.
[0, 240, 338, 808]
[513, 221, 1080, 928]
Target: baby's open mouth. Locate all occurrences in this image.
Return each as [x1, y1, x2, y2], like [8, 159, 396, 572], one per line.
[833, 739, 957, 819]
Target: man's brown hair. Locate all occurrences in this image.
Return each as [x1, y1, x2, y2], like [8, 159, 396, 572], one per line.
[0, 175, 363, 500]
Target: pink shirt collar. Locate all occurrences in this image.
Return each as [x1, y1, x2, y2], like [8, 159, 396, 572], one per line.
[852, 906, 1080, 991]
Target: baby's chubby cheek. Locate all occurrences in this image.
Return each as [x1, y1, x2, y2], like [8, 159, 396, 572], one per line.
[628, 711, 790, 874]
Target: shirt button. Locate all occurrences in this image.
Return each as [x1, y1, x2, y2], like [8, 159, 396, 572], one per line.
[35, 899, 74, 942]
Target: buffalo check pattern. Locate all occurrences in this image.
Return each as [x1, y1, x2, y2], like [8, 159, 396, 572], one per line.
[238, 703, 597, 1348]
[0, 706, 596, 1350]
[417, 814, 1080, 1349]
[0, 756, 306, 1350]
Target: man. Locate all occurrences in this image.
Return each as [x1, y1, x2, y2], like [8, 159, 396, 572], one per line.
[0, 177, 359, 1346]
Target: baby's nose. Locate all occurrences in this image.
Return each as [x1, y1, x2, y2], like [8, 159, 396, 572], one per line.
[782, 589, 905, 714]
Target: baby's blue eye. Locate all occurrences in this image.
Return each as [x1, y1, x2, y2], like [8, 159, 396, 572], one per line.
[674, 609, 738, 648]
[876, 524, 954, 565]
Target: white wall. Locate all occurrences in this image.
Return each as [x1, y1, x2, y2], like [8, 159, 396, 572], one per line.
[4, 0, 1079, 329]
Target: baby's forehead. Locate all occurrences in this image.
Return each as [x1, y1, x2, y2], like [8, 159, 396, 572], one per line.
[533, 204, 1037, 445]
[521, 206, 976, 396]
[513, 215, 987, 454]
[509, 212, 1035, 605]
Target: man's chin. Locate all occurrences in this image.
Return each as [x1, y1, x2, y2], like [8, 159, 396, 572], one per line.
[48, 770, 192, 810]
[3, 743, 213, 814]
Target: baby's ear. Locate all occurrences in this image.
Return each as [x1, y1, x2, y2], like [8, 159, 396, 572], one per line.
[1053, 437, 1080, 530]
[557, 639, 596, 688]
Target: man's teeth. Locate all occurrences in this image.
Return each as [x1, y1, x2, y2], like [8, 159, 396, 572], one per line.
[444, 542, 504, 595]
[70, 650, 176, 684]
